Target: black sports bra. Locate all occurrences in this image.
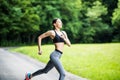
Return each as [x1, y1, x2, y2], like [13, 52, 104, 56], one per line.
[53, 30, 65, 43]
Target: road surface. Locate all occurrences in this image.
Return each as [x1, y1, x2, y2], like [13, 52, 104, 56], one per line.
[0, 48, 88, 80]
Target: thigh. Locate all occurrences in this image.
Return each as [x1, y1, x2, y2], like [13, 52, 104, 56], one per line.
[43, 60, 54, 72]
[52, 58, 65, 74]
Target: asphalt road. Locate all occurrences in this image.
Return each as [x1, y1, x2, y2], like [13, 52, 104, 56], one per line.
[0, 48, 88, 80]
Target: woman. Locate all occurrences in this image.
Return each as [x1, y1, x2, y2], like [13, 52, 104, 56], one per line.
[25, 18, 71, 80]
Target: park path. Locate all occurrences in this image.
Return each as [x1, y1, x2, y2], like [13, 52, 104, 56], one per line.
[0, 48, 88, 80]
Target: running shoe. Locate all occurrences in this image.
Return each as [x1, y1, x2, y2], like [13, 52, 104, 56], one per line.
[24, 73, 31, 80]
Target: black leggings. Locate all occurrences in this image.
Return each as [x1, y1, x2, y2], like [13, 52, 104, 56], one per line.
[32, 50, 65, 80]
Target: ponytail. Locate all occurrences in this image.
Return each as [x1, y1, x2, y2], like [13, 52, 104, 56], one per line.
[52, 18, 58, 30]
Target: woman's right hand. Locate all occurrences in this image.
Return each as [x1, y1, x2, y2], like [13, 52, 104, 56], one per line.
[38, 50, 42, 55]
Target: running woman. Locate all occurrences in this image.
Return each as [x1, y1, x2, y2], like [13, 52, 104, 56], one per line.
[24, 18, 71, 80]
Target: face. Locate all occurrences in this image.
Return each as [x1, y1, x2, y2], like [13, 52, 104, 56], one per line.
[54, 19, 62, 29]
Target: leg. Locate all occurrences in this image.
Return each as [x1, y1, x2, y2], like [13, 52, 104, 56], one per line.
[31, 60, 54, 78]
[51, 57, 65, 80]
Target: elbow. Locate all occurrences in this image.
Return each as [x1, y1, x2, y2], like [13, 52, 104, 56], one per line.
[38, 36, 42, 41]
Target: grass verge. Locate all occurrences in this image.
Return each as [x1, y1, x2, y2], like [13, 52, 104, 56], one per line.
[11, 43, 120, 80]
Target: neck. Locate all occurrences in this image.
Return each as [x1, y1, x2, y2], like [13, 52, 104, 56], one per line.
[55, 28, 60, 31]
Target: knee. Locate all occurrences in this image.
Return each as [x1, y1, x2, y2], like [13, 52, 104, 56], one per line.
[44, 71, 48, 74]
[43, 69, 48, 74]
[42, 68, 50, 74]
[38, 68, 48, 74]
[61, 72, 66, 77]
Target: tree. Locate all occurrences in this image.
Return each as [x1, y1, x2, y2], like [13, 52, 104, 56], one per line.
[82, 1, 112, 43]
[0, 0, 40, 45]
[0, 0, 119, 46]
[112, 0, 120, 42]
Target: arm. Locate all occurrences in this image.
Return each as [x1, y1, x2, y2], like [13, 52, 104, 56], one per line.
[38, 31, 52, 55]
[61, 31, 71, 47]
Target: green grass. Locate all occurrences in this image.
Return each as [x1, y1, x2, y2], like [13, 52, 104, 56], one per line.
[11, 43, 120, 80]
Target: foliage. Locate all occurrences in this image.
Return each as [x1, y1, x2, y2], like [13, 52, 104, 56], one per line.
[112, 0, 120, 42]
[0, 0, 40, 44]
[0, 0, 120, 46]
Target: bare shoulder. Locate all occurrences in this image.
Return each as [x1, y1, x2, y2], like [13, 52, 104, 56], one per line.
[47, 30, 56, 36]
[45, 30, 53, 34]
[47, 30, 55, 39]
[48, 30, 55, 34]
